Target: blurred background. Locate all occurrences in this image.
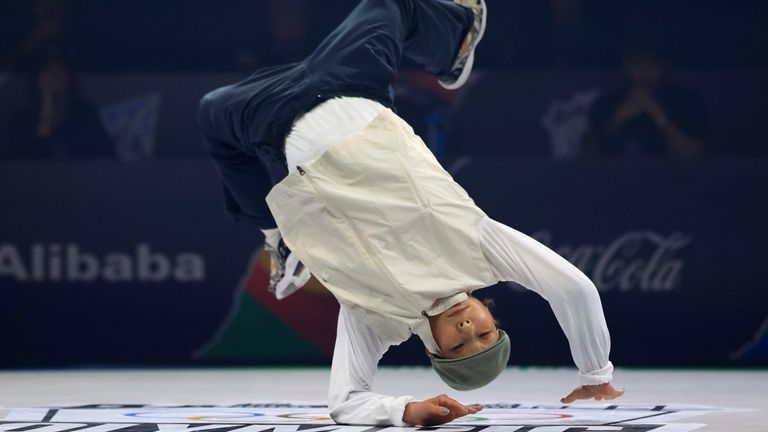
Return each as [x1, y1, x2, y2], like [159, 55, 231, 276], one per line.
[0, 0, 766, 370]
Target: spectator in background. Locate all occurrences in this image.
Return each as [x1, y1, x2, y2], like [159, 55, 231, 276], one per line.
[235, 0, 312, 69]
[584, 47, 708, 158]
[4, 57, 114, 160]
[9, 0, 78, 76]
[1, 0, 113, 160]
[548, 0, 606, 68]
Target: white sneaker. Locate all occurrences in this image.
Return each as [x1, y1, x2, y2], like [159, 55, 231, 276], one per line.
[264, 235, 310, 300]
[273, 252, 311, 300]
[438, 0, 488, 90]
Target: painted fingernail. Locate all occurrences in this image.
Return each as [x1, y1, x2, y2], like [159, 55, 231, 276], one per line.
[442, 408, 450, 415]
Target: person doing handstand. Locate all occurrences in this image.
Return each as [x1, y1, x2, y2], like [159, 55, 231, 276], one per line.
[197, 0, 624, 426]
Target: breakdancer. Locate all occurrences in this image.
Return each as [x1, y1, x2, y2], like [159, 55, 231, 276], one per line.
[197, 0, 623, 426]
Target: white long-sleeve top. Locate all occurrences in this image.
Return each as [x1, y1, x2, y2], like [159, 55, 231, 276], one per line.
[278, 97, 614, 426]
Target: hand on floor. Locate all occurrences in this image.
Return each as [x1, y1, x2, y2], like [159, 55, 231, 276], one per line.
[403, 394, 483, 426]
[561, 383, 625, 404]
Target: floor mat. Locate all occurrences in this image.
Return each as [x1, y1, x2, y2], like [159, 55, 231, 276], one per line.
[0, 402, 735, 431]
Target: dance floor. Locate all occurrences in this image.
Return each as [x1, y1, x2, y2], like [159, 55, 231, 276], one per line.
[1, 368, 764, 431]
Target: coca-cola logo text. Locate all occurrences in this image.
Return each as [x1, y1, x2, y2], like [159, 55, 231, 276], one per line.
[531, 230, 692, 292]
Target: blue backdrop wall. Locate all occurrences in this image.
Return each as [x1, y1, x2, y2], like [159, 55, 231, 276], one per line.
[1, 159, 766, 368]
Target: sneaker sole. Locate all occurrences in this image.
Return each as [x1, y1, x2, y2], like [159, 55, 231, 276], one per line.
[439, 0, 488, 91]
[274, 252, 310, 300]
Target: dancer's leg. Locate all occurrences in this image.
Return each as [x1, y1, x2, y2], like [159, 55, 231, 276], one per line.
[306, 0, 474, 101]
[198, 0, 474, 229]
[199, 129, 279, 228]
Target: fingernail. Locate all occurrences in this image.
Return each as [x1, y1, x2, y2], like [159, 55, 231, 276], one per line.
[442, 408, 450, 415]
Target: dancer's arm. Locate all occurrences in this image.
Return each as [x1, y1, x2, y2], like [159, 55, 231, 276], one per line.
[329, 305, 479, 426]
[479, 217, 623, 400]
[328, 305, 414, 425]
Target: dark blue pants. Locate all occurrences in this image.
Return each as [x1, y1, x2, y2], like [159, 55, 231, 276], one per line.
[198, 0, 473, 229]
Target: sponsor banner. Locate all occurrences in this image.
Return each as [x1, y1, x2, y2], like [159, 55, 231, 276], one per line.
[0, 159, 766, 367]
[452, 158, 768, 367]
[0, 161, 331, 367]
